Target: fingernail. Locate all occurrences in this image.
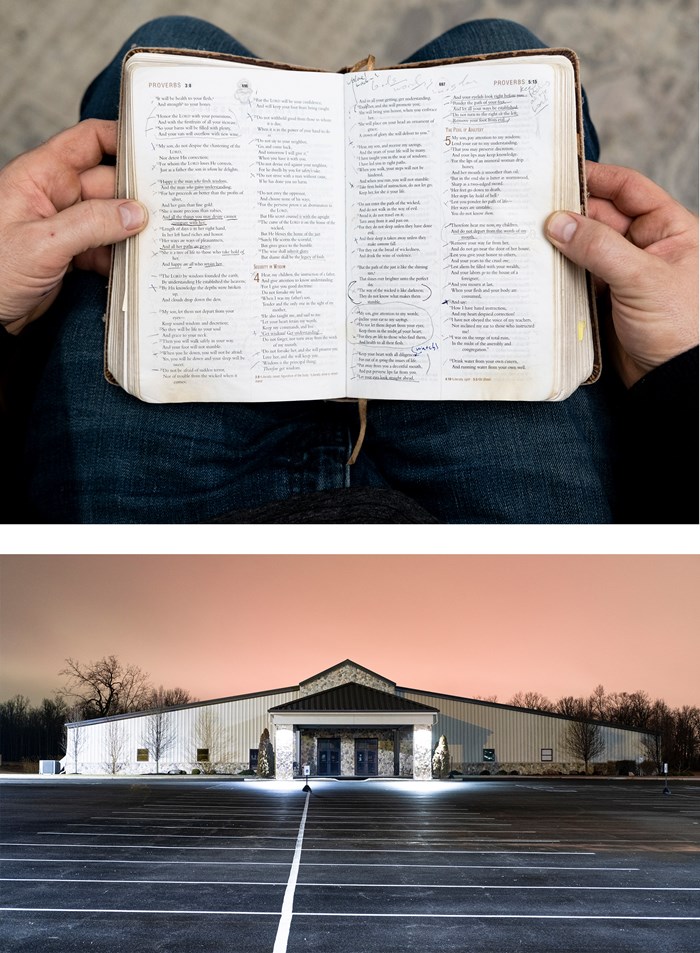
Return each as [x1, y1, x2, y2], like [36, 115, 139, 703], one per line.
[547, 212, 578, 242]
[119, 201, 147, 230]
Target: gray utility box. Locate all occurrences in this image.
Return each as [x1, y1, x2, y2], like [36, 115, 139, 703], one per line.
[39, 760, 61, 774]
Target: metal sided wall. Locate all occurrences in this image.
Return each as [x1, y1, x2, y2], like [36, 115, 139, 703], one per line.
[66, 686, 299, 774]
[398, 689, 647, 766]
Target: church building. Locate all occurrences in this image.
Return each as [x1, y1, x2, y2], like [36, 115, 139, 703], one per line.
[64, 660, 648, 778]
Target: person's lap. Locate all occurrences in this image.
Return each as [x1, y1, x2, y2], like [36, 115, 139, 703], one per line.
[24, 15, 616, 523]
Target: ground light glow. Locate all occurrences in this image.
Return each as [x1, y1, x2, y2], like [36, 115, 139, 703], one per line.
[250, 779, 462, 795]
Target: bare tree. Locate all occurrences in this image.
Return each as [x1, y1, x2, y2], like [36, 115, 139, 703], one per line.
[641, 699, 674, 770]
[194, 708, 231, 774]
[1, 695, 68, 764]
[143, 710, 176, 773]
[555, 695, 581, 717]
[0, 695, 31, 762]
[674, 706, 700, 772]
[64, 705, 86, 773]
[104, 720, 126, 775]
[606, 690, 653, 729]
[59, 655, 152, 718]
[509, 691, 553, 711]
[564, 703, 606, 773]
[588, 684, 609, 721]
[143, 686, 195, 710]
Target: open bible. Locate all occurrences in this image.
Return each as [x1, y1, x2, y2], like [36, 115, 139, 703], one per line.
[106, 47, 599, 403]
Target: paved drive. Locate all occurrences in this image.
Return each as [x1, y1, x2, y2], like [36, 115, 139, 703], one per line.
[1, 776, 698, 951]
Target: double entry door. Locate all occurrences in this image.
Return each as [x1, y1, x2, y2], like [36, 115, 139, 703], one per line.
[317, 738, 341, 776]
[316, 738, 379, 776]
[355, 738, 378, 776]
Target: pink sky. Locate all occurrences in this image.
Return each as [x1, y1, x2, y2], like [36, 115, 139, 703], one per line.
[1, 555, 697, 709]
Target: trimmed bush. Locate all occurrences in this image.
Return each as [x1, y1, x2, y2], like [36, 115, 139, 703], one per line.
[432, 735, 451, 779]
[257, 728, 274, 778]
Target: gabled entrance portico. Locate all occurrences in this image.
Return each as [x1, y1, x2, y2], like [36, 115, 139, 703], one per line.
[269, 682, 438, 780]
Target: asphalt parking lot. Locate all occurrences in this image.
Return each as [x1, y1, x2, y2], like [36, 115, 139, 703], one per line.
[1, 776, 698, 952]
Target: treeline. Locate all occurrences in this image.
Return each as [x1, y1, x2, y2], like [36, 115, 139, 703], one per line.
[507, 685, 700, 773]
[2, 661, 698, 772]
[0, 655, 195, 764]
[0, 696, 68, 763]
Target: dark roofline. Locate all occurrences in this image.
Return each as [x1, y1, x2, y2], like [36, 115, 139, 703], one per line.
[397, 685, 651, 735]
[298, 659, 396, 689]
[270, 681, 438, 713]
[65, 668, 648, 736]
[65, 683, 300, 728]
[67, 661, 395, 727]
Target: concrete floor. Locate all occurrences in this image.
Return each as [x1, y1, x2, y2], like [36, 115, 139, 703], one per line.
[1, 0, 698, 211]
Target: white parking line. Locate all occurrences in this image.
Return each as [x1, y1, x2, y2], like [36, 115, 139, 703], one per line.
[272, 791, 310, 953]
[8, 878, 691, 892]
[0, 858, 637, 871]
[0, 907, 275, 916]
[37, 831, 560, 845]
[38, 832, 297, 841]
[0, 908, 696, 922]
[0, 858, 291, 867]
[301, 863, 639, 871]
[0, 842, 593, 855]
[296, 882, 700, 892]
[302, 848, 593, 855]
[0, 877, 286, 886]
[292, 913, 700, 921]
[76, 822, 515, 831]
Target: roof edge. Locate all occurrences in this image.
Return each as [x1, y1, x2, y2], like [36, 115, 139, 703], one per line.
[270, 680, 438, 713]
[65, 683, 300, 727]
[398, 685, 651, 734]
[298, 659, 396, 689]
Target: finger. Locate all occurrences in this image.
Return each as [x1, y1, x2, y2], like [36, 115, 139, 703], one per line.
[74, 245, 113, 277]
[30, 198, 147, 265]
[587, 196, 633, 236]
[627, 205, 699, 252]
[544, 210, 658, 288]
[12, 121, 119, 212]
[80, 164, 116, 201]
[41, 119, 118, 175]
[585, 160, 675, 218]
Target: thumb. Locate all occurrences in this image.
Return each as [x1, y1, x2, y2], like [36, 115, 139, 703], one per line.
[34, 199, 148, 264]
[545, 210, 651, 289]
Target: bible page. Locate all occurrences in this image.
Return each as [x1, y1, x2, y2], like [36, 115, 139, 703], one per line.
[344, 59, 565, 401]
[120, 54, 346, 403]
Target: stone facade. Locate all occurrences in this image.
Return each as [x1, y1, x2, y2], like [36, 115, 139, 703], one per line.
[453, 761, 591, 776]
[299, 728, 417, 777]
[412, 725, 433, 781]
[299, 662, 395, 697]
[275, 725, 295, 780]
[398, 728, 413, 777]
[274, 663, 436, 779]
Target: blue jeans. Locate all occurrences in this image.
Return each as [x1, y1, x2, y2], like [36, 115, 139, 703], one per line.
[24, 16, 617, 523]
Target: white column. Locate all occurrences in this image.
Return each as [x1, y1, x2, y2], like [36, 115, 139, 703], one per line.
[275, 724, 295, 780]
[413, 725, 433, 780]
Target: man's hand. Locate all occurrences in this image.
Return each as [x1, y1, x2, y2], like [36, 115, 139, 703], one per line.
[0, 119, 147, 335]
[545, 161, 698, 387]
